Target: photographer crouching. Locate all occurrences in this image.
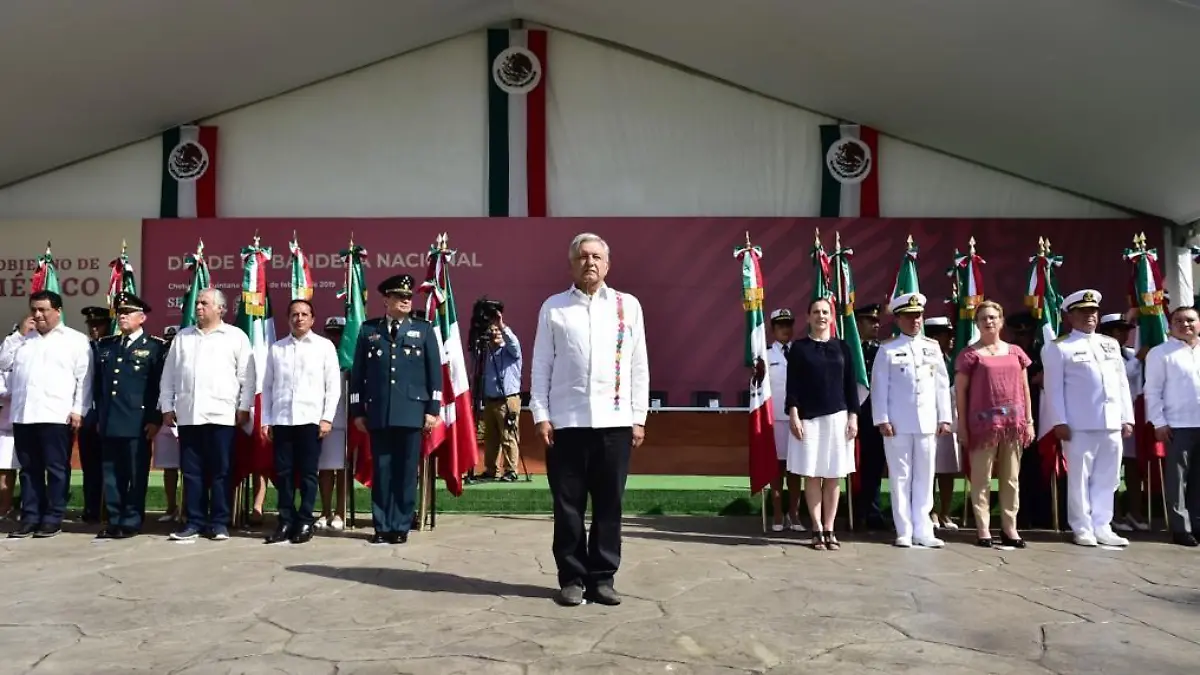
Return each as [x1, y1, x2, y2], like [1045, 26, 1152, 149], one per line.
[471, 299, 523, 482]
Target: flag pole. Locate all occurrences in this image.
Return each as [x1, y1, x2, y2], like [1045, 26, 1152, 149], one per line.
[747, 231, 768, 535]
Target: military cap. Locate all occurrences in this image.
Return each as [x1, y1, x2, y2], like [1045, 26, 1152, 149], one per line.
[889, 292, 927, 315]
[923, 316, 952, 333]
[81, 306, 110, 322]
[378, 274, 415, 296]
[1005, 311, 1037, 332]
[769, 308, 794, 324]
[113, 292, 150, 314]
[164, 325, 178, 338]
[324, 316, 347, 329]
[1064, 289, 1102, 311]
[855, 303, 882, 319]
[1099, 312, 1132, 328]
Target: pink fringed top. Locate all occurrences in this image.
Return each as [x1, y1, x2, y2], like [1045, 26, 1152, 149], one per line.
[955, 344, 1034, 451]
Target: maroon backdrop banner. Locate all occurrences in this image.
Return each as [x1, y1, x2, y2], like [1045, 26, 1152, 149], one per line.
[141, 218, 1160, 405]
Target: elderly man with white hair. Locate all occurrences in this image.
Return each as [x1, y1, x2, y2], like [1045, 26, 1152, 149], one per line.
[159, 288, 255, 541]
[530, 232, 649, 607]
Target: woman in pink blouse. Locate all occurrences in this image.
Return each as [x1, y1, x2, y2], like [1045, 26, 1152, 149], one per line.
[954, 301, 1036, 548]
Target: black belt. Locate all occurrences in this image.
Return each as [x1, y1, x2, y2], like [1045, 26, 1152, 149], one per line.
[485, 395, 518, 403]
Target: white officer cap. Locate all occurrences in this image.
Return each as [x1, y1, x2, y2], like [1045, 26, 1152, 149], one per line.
[325, 316, 347, 328]
[769, 308, 794, 323]
[888, 292, 927, 315]
[1063, 289, 1102, 312]
[1099, 312, 1131, 327]
[923, 317, 950, 327]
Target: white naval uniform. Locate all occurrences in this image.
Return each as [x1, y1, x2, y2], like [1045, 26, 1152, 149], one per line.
[870, 333, 952, 543]
[1041, 330, 1134, 538]
[768, 341, 790, 461]
[1120, 346, 1142, 459]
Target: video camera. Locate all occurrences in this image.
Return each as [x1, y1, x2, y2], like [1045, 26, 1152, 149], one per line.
[468, 297, 504, 353]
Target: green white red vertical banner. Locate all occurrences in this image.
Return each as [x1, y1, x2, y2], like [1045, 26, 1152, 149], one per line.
[1027, 239, 1067, 480]
[819, 124, 879, 217]
[338, 240, 373, 487]
[31, 243, 62, 296]
[179, 240, 210, 329]
[889, 236, 920, 336]
[735, 236, 778, 494]
[832, 236, 869, 403]
[1124, 233, 1169, 464]
[810, 230, 836, 330]
[420, 234, 479, 496]
[233, 239, 275, 483]
[107, 240, 138, 333]
[288, 234, 314, 301]
[160, 125, 218, 218]
[487, 28, 548, 217]
[951, 240, 985, 362]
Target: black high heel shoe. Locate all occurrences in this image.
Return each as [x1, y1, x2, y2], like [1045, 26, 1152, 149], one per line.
[976, 537, 993, 548]
[1000, 534, 1026, 549]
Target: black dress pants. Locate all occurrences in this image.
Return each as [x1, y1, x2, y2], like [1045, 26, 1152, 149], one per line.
[273, 424, 321, 528]
[546, 426, 633, 590]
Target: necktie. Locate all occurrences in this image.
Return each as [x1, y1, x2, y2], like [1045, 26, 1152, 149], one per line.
[389, 321, 399, 342]
[121, 336, 131, 351]
[782, 343, 790, 358]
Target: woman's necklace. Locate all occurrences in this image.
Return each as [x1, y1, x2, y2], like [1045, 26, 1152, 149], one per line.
[981, 341, 1001, 355]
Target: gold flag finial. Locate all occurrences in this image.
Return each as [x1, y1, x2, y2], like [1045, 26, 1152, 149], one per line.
[814, 227, 821, 248]
[968, 236, 976, 256]
[906, 234, 914, 249]
[1036, 237, 1046, 255]
[835, 230, 842, 248]
[1044, 237, 1052, 253]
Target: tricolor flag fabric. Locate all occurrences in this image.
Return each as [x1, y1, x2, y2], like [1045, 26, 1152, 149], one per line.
[338, 242, 373, 487]
[160, 125, 218, 218]
[487, 28, 548, 217]
[735, 238, 778, 494]
[832, 237, 869, 403]
[819, 124, 880, 217]
[288, 235, 314, 301]
[233, 240, 276, 484]
[1027, 240, 1067, 481]
[951, 241, 985, 362]
[810, 231, 836, 327]
[107, 241, 138, 334]
[1124, 234, 1169, 465]
[420, 234, 480, 496]
[179, 240, 211, 329]
[31, 243, 62, 296]
[889, 237, 920, 336]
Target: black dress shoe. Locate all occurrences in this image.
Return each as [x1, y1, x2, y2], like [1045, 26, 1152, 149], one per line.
[555, 584, 585, 607]
[8, 522, 38, 538]
[1000, 534, 1027, 549]
[391, 531, 408, 545]
[290, 524, 314, 544]
[586, 585, 622, 606]
[96, 527, 119, 539]
[264, 524, 292, 545]
[34, 523, 61, 538]
[1173, 532, 1199, 547]
[119, 527, 138, 539]
[369, 532, 390, 545]
[976, 538, 993, 548]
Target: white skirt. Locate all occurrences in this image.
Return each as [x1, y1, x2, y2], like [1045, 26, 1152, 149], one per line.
[935, 433, 962, 474]
[0, 430, 18, 470]
[153, 430, 180, 469]
[786, 410, 853, 479]
[319, 430, 347, 470]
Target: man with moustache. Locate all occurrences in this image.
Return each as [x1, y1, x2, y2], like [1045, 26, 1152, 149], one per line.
[91, 293, 166, 539]
[262, 299, 341, 545]
[1041, 289, 1135, 547]
[6, 290, 94, 539]
[531, 233, 649, 606]
[159, 288, 255, 541]
[349, 274, 441, 545]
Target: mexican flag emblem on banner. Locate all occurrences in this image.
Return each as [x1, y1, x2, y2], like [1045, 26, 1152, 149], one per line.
[735, 235, 778, 494]
[233, 238, 275, 484]
[819, 124, 879, 217]
[487, 28, 548, 217]
[160, 125, 219, 218]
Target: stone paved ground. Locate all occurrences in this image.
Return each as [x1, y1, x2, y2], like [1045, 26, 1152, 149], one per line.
[2, 515, 1200, 674]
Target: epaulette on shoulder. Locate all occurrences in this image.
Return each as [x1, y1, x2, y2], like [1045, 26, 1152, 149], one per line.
[98, 335, 120, 343]
[148, 335, 167, 344]
[1054, 333, 1069, 343]
[362, 318, 383, 328]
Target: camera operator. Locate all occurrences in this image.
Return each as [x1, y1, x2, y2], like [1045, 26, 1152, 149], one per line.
[476, 305, 523, 482]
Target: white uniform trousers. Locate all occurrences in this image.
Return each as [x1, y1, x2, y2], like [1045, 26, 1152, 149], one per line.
[884, 433, 937, 541]
[1064, 430, 1122, 537]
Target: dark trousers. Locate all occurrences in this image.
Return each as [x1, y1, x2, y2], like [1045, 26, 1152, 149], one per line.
[1017, 441, 1066, 530]
[1167, 427, 1200, 534]
[546, 426, 633, 590]
[368, 427, 422, 534]
[101, 436, 149, 530]
[273, 424, 321, 527]
[78, 424, 104, 519]
[855, 398, 887, 526]
[178, 424, 235, 530]
[13, 423, 72, 526]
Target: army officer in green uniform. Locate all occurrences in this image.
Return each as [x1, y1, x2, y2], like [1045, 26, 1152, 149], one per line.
[349, 274, 441, 545]
[92, 293, 165, 538]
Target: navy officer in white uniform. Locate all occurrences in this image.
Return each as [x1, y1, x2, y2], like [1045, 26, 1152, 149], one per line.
[870, 292, 952, 548]
[1041, 289, 1134, 547]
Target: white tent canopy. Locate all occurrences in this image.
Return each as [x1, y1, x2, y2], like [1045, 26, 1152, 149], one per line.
[2, 0, 1198, 222]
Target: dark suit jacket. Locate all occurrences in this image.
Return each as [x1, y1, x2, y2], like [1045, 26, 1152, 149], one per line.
[92, 332, 166, 438]
[349, 316, 441, 429]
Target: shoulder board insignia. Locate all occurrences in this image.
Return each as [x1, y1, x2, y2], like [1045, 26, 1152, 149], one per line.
[148, 335, 167, 344]
[98, 335, 120, 343]
[1054, 334, 1069, 343]
[362, 318, 384, 328]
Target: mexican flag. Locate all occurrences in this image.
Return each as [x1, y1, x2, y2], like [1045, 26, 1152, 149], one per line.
[951, 240, 985, 362]
[487, 28, 548, 217]
[420, 234, 479, 496]
[179, 240, 210, 329]
[735, 237, 778, 494]
[107, 240, 138, 334]
[338, 242, 373, 487]
[1027, 239, 1067, 481]
[1124, 234, 1168, 465]
[819, 124, 880, 217]
[288, 234, 314, 301]
[832, 235, 869, 403]
[160, 125, 219, 218]
[889, 236, 920, 336]
[811, 230, 836, 333]
[31, 242, 62, 297]
[233, 240, 275, 484]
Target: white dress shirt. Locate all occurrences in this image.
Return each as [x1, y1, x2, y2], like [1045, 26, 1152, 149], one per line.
[530, 284, 650, 429]
[262, 330, 342, 427]
[768, 341, 790, 421]
[7, 322, 94, 424]
[1144, 337, 1200, 429]
[159, 322, 255, 426]
[869, 333, 952, 434]
[1041, 330, 1135, 432]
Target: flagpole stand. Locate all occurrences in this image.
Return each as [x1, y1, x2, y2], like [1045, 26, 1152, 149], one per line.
[845, 477, 854, 532]
[760, 490, 767, 535]
[1157, 458, 1167, 533]
[1051, 465, 1061, 533]
[416, 455, 435, 532]
[349, 449, 359, 531]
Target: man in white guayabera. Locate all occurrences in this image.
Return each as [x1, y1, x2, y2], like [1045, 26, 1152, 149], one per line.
[530, 233, 649, 607]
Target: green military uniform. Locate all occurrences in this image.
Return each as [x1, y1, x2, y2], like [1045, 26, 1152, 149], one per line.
[92, 293, 166, 538]
[349, 274, 442, 544]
